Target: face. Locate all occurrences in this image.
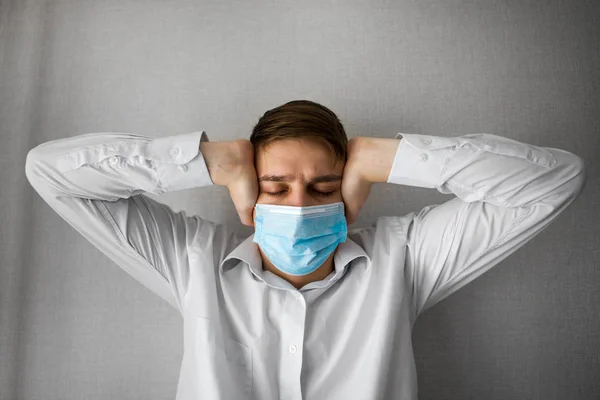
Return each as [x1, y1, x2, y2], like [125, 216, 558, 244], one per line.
[253, 138, 345, 221]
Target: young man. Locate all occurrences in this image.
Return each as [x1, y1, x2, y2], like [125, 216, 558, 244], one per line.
[25, 100, 585, 399]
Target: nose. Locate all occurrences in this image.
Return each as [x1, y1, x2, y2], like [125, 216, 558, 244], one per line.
[286, 187, 318, 207]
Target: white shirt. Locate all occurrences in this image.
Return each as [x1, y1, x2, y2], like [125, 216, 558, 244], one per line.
[25, 130, 585, 400]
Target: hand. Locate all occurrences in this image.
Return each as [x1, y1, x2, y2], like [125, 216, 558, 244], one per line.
[341, 137, 400, 225]
[341, 138, 371, 225]
[201, 139, 258, 226]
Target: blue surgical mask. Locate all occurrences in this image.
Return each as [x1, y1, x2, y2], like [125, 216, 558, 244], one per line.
[253, 202, 348, 276]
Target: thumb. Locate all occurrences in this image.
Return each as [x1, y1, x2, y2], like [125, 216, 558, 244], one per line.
[341, 173, 371, 226]
[227, 170, 258, 227]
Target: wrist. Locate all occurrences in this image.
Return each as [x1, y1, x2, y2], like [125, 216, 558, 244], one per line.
[200, 140, 254, 187]
[348, 137, 400, 183]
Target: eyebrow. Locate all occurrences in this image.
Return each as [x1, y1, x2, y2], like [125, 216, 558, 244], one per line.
[258, 174, 342, 184]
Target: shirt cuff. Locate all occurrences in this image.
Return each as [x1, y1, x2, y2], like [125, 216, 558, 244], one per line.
[148, 131, 214, 193]
[386, 132, 459, 189]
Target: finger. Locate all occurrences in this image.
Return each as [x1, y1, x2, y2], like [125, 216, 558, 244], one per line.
[228, 172, 258, 227]
[232, 195, 255, 226]
[342, 190, 359, 226]
[343, 181, 371, 226]
[233, 198, 254, 227]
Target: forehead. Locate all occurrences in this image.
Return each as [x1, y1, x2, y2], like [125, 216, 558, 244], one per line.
[256, 139, 343, 179]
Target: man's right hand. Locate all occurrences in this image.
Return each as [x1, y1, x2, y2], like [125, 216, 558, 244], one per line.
[200, 139, 258, 227]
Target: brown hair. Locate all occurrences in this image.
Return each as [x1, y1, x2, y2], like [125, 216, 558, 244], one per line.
[250, 100, 348, 165]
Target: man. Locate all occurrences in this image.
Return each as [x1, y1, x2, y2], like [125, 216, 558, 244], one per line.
[25, 100, 586, 399]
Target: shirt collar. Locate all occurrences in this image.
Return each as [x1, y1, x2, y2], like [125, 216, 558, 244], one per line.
[219, 233, 371, 275]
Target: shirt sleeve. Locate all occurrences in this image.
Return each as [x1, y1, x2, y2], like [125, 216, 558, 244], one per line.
[25, 130, 238, 314]
[386, 132, 586, 320]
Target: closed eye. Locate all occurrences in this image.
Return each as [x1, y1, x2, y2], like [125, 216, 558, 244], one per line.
[266, 190, 335, 197]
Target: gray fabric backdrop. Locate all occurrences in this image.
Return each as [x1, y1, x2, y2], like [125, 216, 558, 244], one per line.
[1, 0, 598, 399]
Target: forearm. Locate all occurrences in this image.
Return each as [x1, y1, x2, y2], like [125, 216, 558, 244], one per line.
[386, 133, 586, 208]
[200, 139, 255, 187]
[25, 131, 212, 201]
[348, 136, 401, 184]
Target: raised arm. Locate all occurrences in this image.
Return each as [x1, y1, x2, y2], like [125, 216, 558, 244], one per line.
[342, 133, 586, 319]
[25, 131, 257, 313]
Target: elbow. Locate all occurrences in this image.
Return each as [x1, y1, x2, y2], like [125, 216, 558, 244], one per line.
[25, 148, 39, 184]
[570, 154, 586, 199]
[25, 147, 46, 189]
[559, 152, 587, 205]
[541, 149, 587, 210]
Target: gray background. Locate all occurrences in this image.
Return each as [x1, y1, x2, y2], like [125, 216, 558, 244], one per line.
[1, 0, 598, 399]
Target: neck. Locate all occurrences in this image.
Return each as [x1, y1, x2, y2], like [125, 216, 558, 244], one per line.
[258, 248, 336, 290]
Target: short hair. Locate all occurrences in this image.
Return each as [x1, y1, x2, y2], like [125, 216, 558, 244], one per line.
[250, 100, 348, 165]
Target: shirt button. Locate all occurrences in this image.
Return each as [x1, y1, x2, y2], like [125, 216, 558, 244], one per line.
[421, 138, 432, 145]
[109, 156, 119, 165]
[170, 147, 180, 157]
[418, 153, 428, 162]
[289, 345, 297, 354]
[178, 164, 188, 172]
